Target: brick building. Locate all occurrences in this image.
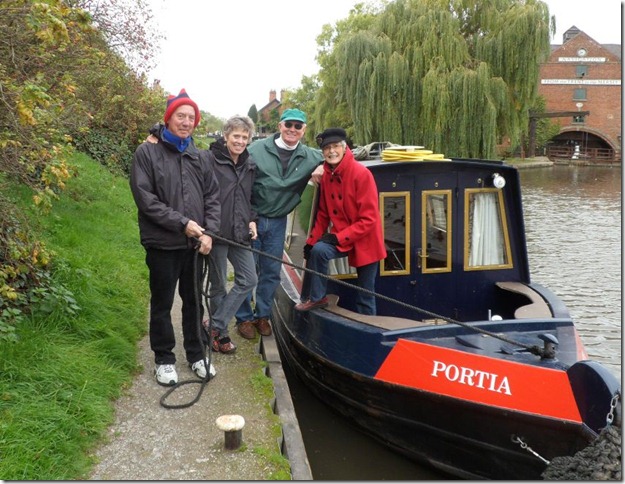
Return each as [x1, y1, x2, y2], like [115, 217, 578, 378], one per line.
[257, 89, 287, 136]
[538, 26, 621, 162]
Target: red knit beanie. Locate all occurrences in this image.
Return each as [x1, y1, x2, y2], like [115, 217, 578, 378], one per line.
[163, 89, 201, 127]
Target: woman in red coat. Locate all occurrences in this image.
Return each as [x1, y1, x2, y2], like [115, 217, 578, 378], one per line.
[295, 128, 387, 315]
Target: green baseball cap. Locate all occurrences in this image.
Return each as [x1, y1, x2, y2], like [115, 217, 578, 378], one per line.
[280, 108, 307, 123]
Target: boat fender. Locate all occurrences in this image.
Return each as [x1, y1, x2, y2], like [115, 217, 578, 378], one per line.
[567, 361, 620, 433]
[541, 424, 621, 480]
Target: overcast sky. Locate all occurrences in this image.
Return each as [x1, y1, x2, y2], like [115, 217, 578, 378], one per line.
[146, 0, 623, 120]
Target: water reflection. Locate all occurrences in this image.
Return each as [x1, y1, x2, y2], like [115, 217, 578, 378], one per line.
[285, 362, 448, 480]
[519, 166, 621, 378]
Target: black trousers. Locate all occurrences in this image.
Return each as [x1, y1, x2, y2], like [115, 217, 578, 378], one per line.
[145, 248, 206, 365]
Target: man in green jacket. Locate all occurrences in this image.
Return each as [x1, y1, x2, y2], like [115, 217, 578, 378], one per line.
[235, 109, 323, 339]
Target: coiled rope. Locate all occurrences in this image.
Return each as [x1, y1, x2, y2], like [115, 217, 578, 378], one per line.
[159, 247, 215, 409]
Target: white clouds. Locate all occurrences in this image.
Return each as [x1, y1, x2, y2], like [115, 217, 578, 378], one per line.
[148, 0, 359, 119]
[147, 0, 622, 119]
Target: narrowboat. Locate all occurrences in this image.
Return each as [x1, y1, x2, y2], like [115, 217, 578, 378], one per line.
[271, 153, 621, 479]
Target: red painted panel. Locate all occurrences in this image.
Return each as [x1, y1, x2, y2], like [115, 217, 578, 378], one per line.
[375, 339, 582, 422]
[283, 254, 303, 292]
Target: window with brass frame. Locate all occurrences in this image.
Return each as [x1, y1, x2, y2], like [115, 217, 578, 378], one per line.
[463, 188, 513, 271]
[380, 191, 410, 275]
[421, 190, 452, 273]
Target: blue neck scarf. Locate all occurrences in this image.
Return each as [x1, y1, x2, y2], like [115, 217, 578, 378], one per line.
[162, 127, 191, 153]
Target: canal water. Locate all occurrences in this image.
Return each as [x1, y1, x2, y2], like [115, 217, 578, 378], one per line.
[283, 165, 622, 480]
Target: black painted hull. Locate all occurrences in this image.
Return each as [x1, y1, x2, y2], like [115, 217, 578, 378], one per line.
[272, 309, 598, 479]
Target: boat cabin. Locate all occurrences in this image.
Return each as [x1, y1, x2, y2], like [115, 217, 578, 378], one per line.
[285, 158, 568, 325]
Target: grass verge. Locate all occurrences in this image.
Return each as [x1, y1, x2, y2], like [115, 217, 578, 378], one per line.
[0, 152, 149, 479]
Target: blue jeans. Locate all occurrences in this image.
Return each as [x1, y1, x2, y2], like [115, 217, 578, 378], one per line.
[235, 215, 287, 323]
[304, 241, 379, 315]
[208, 243, 257, 337]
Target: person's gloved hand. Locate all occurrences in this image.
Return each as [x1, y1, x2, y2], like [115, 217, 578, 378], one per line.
[320, 233, 338, 245]
[303, 244, 313, 260]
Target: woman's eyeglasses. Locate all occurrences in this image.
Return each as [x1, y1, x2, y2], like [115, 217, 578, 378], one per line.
[283, 121, 304, 130]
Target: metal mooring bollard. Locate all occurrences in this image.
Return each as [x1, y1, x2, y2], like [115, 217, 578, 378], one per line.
[215, 414, 245, 450]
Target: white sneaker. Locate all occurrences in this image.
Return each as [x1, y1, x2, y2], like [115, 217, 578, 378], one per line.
[155, 364, 178, 386]
[191, 358, 216, 379]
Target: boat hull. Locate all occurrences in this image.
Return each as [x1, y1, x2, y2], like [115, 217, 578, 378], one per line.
[274, 306, 595, 479]
[272, 287, 612, 480]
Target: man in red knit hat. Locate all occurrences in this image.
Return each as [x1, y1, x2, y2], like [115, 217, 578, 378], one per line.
[130, 89, 220, 386]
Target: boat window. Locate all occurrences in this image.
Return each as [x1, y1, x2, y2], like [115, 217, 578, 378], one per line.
[422, 190, 452, 273]
[327, 222, 358, 278]
[464, 189, 513, 270]
[380, 191, 411, 275]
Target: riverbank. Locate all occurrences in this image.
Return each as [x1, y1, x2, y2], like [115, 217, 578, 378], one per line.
[89, 293, 311, 480]
[504, 156, 554, 168]
[504, 156, 621, 169]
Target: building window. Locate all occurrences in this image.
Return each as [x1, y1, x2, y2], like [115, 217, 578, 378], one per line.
[576, 65, 588, 78]
[573, 115, 586, 124]
[573, 88, 587, 101]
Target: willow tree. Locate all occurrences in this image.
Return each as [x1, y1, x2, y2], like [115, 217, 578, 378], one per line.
[328, 0, 553, 158]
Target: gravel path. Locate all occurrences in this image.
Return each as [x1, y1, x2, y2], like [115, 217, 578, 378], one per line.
[88, 295, 285, 480]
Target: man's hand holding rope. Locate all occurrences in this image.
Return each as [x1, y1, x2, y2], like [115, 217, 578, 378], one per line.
[185, 220, 212, 255]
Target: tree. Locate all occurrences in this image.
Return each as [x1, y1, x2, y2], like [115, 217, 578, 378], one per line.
[313, 0, 553, 158]
[0, 0, 170, 336]
[66, 0, 163, 75]
[309, 2, 381, 140]
[247, 105, 258, 125]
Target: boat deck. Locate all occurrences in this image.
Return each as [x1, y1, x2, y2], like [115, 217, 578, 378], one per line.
[324, 294, 446, 330]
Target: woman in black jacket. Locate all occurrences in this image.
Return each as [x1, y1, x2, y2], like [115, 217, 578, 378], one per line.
[205, 115, 258, 353]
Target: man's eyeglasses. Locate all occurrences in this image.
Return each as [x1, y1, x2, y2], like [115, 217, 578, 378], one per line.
[284, 121, 304, 130]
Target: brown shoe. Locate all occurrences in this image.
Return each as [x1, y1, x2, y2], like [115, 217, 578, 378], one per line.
[255, 317, 272, 336]
[237, 320, 257, 340]
[294, 297, 329, 312]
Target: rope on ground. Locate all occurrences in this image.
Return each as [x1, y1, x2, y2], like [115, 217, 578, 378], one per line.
[159, 247, 215, 409]
[541, 425, 622, 480]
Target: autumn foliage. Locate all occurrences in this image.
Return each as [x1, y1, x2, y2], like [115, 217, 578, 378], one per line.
[0, 0, 166, 337]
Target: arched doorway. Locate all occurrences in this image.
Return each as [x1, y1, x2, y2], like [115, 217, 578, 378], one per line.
[546, 129, 619, 162]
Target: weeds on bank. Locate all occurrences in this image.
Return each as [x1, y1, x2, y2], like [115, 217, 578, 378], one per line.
[254, 446, 292, 480]
[0, 153, 149, 479]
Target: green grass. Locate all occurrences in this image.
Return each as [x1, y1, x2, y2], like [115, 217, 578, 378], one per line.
[0, 153, 149, 479]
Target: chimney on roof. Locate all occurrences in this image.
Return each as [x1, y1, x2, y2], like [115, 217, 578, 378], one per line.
[269, 90, 276, 102]
[563, 26, 581, 43]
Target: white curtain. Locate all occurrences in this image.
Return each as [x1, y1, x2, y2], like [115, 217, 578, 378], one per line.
[468, 193, 505, 266]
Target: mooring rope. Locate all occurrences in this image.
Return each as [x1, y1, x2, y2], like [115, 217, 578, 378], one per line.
[204, 233, 622, 472]
[159, 248, 214, 409]
[206, 231, 551, 357]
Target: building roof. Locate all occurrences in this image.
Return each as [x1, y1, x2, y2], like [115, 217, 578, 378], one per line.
[550, 26, 621, 60]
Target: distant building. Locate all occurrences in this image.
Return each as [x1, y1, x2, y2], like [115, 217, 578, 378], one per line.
[257, 89, 287, 136]
[538, 26, 621, 162]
